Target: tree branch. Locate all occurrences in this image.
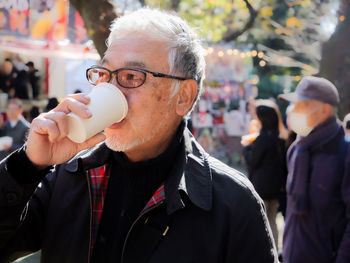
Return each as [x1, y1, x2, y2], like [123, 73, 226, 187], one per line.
[139, 0, 146, 7]
[170, 0, 181, 11]
[70, 0, 118, 58]
[222, 0, 258, 42]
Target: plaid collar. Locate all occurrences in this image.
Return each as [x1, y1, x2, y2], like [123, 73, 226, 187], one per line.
[87, 164, 165, 251]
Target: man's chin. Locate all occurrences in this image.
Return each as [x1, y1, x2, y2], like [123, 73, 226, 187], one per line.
[105, 136, 143, 152]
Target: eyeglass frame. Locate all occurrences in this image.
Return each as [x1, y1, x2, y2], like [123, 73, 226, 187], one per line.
[86, 65, 194, 89]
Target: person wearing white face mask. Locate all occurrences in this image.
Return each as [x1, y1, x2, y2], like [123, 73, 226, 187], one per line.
[278, 76, 350, 263]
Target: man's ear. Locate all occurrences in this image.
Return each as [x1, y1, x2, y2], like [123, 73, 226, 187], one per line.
[175, 79, 198, 117]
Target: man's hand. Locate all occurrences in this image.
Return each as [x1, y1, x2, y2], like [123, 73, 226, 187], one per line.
[26, 93, 106, 169]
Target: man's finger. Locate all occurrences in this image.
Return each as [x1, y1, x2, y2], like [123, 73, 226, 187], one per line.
[52, 97, 92, 119]
[66, 93, 90, 104]
[31, 117, 60, 142]
[43, 111, 69, 141]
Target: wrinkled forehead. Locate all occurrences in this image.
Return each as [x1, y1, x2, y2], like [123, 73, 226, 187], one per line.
[101, 34, 169, 69]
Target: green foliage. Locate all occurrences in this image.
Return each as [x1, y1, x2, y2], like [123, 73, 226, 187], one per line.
[145, 0, 338, 103]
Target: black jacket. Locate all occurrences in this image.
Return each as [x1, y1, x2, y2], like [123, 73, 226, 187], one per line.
[0, 129, 278, 263]
[243, 130, 287, 200]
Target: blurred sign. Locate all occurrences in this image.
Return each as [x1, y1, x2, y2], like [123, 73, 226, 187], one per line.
[0, 0, 30, 37]
[29, 0, 68, 41]
[0, 0, 88, 44]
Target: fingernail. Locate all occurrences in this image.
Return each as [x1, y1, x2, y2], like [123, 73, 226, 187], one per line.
[85, 110, 92, 116]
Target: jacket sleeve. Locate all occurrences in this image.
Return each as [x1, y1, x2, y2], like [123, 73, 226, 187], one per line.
[0, 148, 54, 263]
[336, 147, 350, 263]
[224, 181, 279, 263]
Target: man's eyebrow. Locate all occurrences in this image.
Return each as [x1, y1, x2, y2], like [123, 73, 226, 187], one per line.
[124, 61, 146, 68]
[100, 59, 146, 69]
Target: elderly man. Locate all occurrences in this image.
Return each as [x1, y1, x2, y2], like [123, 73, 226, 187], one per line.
[0, 98, 29, 160]
[0, 9, 277, 263]
[279, 76, 350, 263]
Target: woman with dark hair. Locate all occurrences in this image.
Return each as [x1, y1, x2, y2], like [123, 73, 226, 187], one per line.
[242, 103, 287, 250]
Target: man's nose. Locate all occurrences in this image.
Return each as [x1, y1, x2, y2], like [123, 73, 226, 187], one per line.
[109, 76, 118, 86]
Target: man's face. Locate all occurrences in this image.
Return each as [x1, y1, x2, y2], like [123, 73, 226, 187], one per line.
[101, 34, 181, 159]
[6, 103, 22, 121]
[3, 61, 13, 75]
[292, 100, 329, 128]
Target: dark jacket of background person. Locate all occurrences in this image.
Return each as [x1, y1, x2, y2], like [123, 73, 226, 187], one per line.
[243, 131, 287, 200]
[0, 60, 18, 94]
[283, 116, 350, 263]
[243, 105, 287, 200]
[0, 117, 29, 160]
[26, 61, 40, 99]
[0, 129, 278, 263]
[14, 70, 29, 99]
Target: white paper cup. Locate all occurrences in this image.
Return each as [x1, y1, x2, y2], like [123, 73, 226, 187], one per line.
[67, 82, 128, 143]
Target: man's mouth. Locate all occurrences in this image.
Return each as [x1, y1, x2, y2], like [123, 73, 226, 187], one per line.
[108, 118, 125, 129]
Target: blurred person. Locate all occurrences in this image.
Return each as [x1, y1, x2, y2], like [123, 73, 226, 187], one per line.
[0, 58, 18, 95]
[0, 9, 278, 263]
[344, 113, 350, 142]
[241, 99, 288, 152]
[14, 69, 29, 99]
[256, 99, 289, 140]
[74, 89, 82, 94]
[242, 103, 287, 248]
[223, 103, 245, 165]
[243, 101, 254, 133]
[26, 61, 40, 99]
[44, 97, 59, 112]
[29, 106, 40, 122]
[12, 55, 27, 71]
[197, 128, 213, 153]
[0, 98, 29, 160]
[285, 104, 297, 150]
[278, 104, 297, 219]
[278, 76, 350, 263]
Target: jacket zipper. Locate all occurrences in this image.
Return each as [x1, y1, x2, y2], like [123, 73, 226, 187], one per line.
[120, 202, 164, 263]
[86, 172, 93, 263]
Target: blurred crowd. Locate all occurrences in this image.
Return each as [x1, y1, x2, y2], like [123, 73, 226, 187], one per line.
[0, 96, 58, 161]
[191, 76, 350, 261]
[0, 57, 41, 100]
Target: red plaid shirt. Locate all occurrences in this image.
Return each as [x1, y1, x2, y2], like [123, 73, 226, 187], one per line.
[87, 164, 165, 251]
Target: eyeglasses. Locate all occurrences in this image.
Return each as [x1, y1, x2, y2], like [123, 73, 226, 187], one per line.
[86, 65, 192, 89]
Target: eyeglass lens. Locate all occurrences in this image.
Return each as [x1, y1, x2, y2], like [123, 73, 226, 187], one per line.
[117, 69, 145, 88]
[88, 68, 146, 88]
[88, 68, 110, 84]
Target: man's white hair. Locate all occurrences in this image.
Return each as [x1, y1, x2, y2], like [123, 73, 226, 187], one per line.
[107, 8, 206, 114]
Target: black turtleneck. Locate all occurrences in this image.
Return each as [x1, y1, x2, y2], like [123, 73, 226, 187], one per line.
[91, 122, 185, 263]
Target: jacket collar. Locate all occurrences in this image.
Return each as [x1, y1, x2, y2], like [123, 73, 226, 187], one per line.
[64, 127, 213, 214]
[164, 128, 213, 214]
[65, 142, 113, 173]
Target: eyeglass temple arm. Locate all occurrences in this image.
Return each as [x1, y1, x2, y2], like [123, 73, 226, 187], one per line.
[151, 72, 188, 81]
